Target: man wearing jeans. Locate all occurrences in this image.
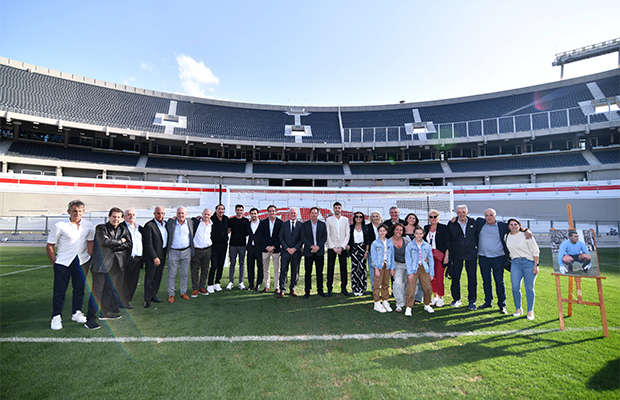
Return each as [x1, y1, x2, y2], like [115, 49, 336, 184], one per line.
[476, 208, 509, 314]
[46, 200, 94, 330]
[227, 204, 249, 290]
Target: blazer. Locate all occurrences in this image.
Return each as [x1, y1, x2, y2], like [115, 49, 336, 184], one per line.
[366, 223, 381, 245]
[326, 215, 350, 249]
[143, 218, 167, 264]
[91, 222, 132, 273]
[301, 219, 327, 257]
[279, 219, 303, 256]
[259, 217, 283, 253]
[165, 218, 195, 257]
[384, 218, 406, 238]
[423, 223, 450, 254]
[405, 240, 435, 276]
[370, 238, 395, 270]
[246, 220, 261, 250]
[447, 217, 478, 260]
[348, 224, 371, 248]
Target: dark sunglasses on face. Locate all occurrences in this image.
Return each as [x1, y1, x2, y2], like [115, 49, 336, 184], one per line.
[429, 215, 438, 219]
[355, 215, 363, 219]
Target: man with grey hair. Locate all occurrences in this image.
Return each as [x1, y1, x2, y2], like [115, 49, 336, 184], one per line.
[165, 207, 195, 302]
[47, 200, 95, 330]
[278, 207, 303, 297]
[190, 208, 213, 297]
[447, 204, 479, 310]
[121, 208, 142, 309]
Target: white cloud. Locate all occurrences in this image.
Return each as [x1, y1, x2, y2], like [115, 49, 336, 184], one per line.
[176, 54, 219, 98]
[141, 61, 154, 71]
[121, 75, 136, 85]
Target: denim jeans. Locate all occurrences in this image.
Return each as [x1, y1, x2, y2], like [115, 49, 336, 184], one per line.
[511, 257, 537, 312]
[479, 255, 506, 308]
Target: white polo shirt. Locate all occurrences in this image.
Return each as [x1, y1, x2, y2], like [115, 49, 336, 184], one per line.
[47, 218, 95, 267]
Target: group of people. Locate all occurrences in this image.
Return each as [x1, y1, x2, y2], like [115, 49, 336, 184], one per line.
[47, 200, 542, 331]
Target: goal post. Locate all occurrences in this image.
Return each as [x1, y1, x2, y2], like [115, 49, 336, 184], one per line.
[223, 186, 454, 224]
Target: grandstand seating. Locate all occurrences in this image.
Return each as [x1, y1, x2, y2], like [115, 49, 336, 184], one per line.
[448, 152, 589, 173]
[349, 162, 444, 175]
[146, 156, 246, 173]
[299, 111, 341, 143]
[593, 148, 620, 164]
[7, 141, 139, 166]
[253, 163, 343, 175]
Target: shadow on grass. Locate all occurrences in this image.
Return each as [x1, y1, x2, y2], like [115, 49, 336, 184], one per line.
[588, 357, 620, 391]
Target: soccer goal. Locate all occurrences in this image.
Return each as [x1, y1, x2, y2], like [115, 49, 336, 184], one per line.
[223, 186, 454, 225]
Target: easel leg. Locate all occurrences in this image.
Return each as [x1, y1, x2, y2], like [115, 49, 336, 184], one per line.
[597, 278, 609, 338]
[555, 274, 565, 331]
[568, 275, 573, 317]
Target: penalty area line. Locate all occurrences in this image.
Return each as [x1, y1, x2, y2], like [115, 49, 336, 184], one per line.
[0, 265, 50, 276]
[1, 327, 617, 344]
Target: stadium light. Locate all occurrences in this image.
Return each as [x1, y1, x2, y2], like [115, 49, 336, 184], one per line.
[552, 38, 620, 78]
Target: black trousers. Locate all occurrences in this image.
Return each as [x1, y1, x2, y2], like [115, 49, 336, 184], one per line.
[208, 244, 227, 285]
[123, 256, 142, 303]
[327, 249, 348, 292]
[450, 258, 478, 303]
[305, 253, 325, 295]
[279, 251, 301, 292]
[51, 256, 87, 318]
[246, 245, 263, 288]
[143, 253, 166, 302]
[88, 261, 121, 320]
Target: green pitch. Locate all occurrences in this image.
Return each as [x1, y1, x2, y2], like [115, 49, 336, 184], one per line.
[1, 246, 618, 399]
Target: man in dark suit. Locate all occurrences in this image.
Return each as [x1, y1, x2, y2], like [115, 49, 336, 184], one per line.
[165, 206, 195, 302]
[86, 207, 132, 329]
[475, 208, 510, 314]
[120, 208, 142, 309]
[142, 206, 167, 308]
[278, 207, 303, 297]
[246, 207, 263, 291]
[447, 204, 479, 310]
[259, 205, 283, 293]
[301, 206, 327, 298]
[384, 206, 406, 239]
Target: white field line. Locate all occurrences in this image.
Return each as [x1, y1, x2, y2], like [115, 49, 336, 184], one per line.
[1, 327, 617, 344]
[0, 265, 50, 276]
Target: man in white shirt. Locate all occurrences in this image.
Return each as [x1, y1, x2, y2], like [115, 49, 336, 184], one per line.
[326, 202, 351, 296]
[190, 208, 213, 297]
[165, 207, 195, 303]
[46, 200, 95, 330]
[121, 208, 143, 309]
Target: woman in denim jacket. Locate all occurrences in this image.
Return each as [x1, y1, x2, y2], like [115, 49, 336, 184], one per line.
[404, 227, 435, 316]
[370, 224, 394, 313]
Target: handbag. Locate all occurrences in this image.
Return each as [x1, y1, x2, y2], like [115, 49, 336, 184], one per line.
[502, 233, 512, 272]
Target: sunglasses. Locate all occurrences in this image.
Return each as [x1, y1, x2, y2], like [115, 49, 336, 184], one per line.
[355, 215, 363, 219]
[429, 215, 438, 219]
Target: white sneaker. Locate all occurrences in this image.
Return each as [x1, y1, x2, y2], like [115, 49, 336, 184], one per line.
[207, 285, 215, 294]
[559, 265, 567, 275]
[51, 315, 62, 330]
[404, 307, 412, 317]
[71, 310, 87, 323]
[583, 264, 591, 273]
[395, 306, 402, 312]
[214, 283, 222, 292]
[451, 300, 462, 307]
[238, 282, 246, 290]
[374, 302, 387, 313]
[513, 309, 523, 317]
[436, 298, 444, 307]
[226, 282, 234, 290]
[424, 305, 435, 314]
[382, 300, 393, 312]
[430, 297, 438, 306]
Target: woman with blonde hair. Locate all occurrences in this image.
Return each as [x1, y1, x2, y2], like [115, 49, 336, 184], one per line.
[423, 209, 450, 307]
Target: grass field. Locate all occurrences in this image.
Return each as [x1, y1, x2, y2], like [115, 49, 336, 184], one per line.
[1, 246, 619, 399]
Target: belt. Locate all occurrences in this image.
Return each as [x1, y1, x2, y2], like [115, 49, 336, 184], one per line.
[171, 246, 190, 251]
[195, 246, 211, 250]
[131, 256, 142, 260]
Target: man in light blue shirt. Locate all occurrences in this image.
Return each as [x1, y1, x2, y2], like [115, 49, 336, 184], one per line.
[558, 231, 592, 274]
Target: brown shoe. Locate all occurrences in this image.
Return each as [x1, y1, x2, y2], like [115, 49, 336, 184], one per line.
[198, 288, 209, 295]
[291, 291, 298, 297]
[168, 296, 175, 303]
[277, 292, 285, 299]
[191, 290, 199, 298]
[261, 287, 270, 293]
[181, 293, 190, 300]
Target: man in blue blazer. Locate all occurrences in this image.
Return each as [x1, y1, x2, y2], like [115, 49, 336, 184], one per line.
[278, 207, 303, 297]
[301, 206, 327, 298]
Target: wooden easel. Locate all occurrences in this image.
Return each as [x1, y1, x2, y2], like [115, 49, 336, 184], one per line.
[553, 204, 609, 338]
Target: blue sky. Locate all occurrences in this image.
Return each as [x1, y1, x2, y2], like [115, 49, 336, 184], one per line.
[1, 0, 618, 106]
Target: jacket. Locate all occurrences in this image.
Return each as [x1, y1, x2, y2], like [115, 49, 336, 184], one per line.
[405, 240, 435, 276]
[91, 222, 132, 273]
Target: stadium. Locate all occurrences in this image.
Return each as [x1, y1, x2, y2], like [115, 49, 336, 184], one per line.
[1, 23, 619, 400]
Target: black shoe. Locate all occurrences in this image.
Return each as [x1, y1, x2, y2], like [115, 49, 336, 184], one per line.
[100, 312, 122, 321]
[144, 300, 151, 308]
[318, 292, 327, 298]
[248, 285, 254, 291]
[151, 297, 163, 303]
[303, 293, 310, 299]
[478, 303, 492, 310]
[327, 290, 333, 297]
[85, 319, 101, 330]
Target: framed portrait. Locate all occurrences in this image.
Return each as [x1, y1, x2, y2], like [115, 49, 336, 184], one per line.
[550, 229, 599, 277]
